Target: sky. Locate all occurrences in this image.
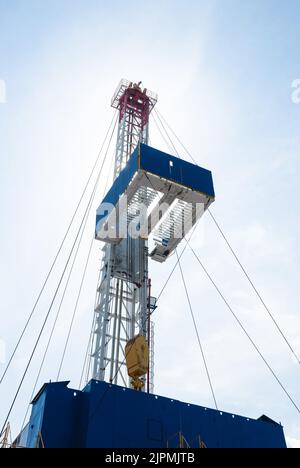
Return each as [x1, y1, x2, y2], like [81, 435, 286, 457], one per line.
[0, 0, 300, 448]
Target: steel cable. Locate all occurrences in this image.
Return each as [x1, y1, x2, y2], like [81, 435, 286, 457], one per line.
[0, 111, 117, 387]
[1, 114, 118, 435]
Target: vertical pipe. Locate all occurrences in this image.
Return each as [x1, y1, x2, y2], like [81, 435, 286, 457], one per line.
[114, 282, 124, 384]
[147, 278, 151, 394]
[109, 280, 119, 382]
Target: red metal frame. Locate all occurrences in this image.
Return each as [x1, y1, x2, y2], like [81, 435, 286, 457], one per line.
[111, 81, 158, 169]
[119, 86, 151, 129]
[112, 80, 157, 129]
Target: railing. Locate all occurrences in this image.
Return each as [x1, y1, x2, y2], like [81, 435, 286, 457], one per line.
[167, 432, 207, 449]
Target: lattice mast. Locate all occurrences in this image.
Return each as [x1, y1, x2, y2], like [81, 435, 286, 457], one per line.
[90, 80, 157, 391]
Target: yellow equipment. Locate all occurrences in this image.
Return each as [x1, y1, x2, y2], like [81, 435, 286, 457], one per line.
[125, 335, 149, 391]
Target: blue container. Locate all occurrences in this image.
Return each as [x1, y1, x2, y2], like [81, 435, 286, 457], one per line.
[24, 380, 286, 448]
[95, 144, 215, 237]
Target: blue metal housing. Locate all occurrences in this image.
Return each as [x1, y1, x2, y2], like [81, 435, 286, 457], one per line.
[139, 145, 215, 197]
[95, 143, 215, 236]
[23, 380, 286, 448]
[95, 144, 215, 263]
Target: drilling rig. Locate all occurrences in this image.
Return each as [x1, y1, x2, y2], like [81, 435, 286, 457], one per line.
[12, 80, 286, 449]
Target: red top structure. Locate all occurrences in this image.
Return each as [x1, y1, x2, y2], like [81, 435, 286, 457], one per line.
[111, 80, 158, 177]
[111, 79, 158, 130]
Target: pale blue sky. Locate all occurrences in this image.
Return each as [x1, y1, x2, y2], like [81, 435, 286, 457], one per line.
[0, 0, 300, 447]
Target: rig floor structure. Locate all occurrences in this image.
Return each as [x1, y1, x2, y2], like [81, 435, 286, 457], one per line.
[18, 380, 286, 448]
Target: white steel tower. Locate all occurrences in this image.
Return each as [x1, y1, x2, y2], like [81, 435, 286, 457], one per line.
[90, 80, 158, 391]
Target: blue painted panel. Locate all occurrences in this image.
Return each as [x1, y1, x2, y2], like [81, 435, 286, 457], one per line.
[40, 384, 83, 448]
[96, 147, 139, 230]
[25, 380, 286, 448]
[139, 144, 215, 198]
[27, 382, 85, 448]
[26, 391, 46, 448]
[96, 144, 215, 235]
